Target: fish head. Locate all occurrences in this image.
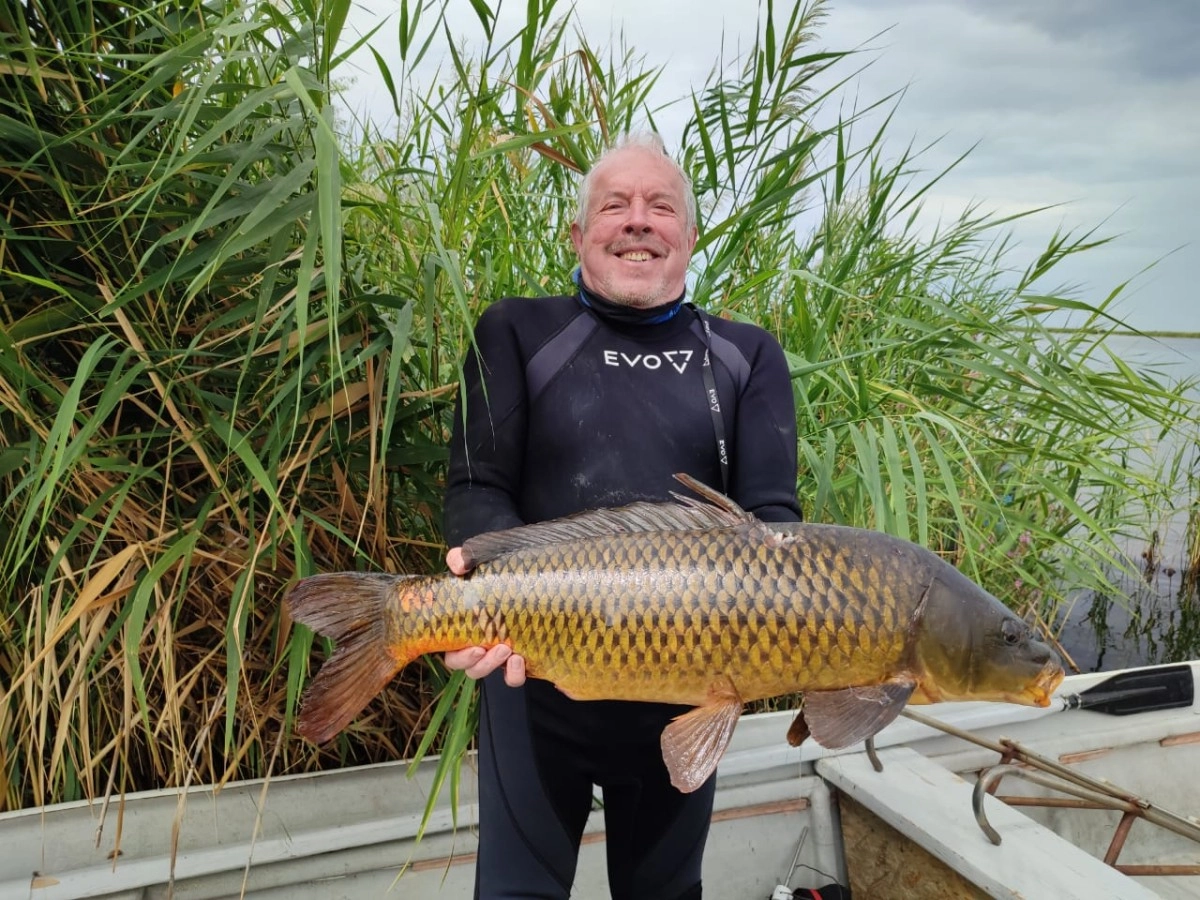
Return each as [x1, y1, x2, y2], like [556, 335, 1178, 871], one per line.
[914, 564, 1064, 707]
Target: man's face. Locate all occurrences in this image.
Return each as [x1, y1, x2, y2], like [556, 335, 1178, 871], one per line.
[570, 148, 697, 308]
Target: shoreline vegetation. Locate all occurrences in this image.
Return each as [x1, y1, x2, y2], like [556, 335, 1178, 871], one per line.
[1, 0, 1198, 816]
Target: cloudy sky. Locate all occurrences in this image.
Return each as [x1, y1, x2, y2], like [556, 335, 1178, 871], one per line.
[340, 0, 1199, 334]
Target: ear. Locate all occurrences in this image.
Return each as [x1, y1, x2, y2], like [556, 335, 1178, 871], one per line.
[687, 225, 698, 253]
[570, 221, 584, 256]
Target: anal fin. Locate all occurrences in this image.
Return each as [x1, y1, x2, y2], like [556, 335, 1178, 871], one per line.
[660, 676, 744, 793]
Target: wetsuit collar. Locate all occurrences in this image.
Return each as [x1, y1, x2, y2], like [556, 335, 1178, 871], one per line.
[571, 266, 686, 325]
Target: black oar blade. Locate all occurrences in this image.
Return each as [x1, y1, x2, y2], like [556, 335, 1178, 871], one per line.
[1064, 664, 1194, 716]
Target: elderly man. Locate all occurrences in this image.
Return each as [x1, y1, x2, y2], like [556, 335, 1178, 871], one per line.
[442, 132, 802, 900]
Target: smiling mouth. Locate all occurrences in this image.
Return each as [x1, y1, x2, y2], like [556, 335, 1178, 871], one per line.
[617, 250, 655, 262]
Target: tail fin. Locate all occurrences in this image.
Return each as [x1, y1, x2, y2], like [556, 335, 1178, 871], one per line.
[287, 572, 406, 744]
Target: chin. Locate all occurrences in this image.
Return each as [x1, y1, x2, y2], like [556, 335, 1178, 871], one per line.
[608, 283, 675, 308]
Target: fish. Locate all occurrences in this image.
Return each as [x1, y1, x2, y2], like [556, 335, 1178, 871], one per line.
[287, 474, 1064, 792]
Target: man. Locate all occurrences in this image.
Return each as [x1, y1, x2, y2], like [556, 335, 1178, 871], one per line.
[442, 132, 802, 900]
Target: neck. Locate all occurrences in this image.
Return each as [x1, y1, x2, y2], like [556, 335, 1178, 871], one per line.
[573, 269, 686, 324]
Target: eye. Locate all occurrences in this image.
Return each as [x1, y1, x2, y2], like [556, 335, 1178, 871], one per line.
[1001, 618, 1025, 646]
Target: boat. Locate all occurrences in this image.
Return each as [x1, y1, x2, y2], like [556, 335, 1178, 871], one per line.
[3, 661, 1198, 899]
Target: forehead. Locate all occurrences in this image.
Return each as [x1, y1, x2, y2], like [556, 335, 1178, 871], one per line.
[588, 149, 686, 199]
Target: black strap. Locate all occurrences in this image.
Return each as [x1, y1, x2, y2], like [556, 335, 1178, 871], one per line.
[689, 308, 730, 493]
[688, 312, 751, 387]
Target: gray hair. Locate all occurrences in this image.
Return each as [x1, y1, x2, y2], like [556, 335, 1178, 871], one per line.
[575, 132, 697, 232]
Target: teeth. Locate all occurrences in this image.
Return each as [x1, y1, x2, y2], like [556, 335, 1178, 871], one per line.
[620, 251, 652, 261]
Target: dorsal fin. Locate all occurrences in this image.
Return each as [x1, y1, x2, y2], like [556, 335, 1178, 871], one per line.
[461, 473, 753, 568]
[668, 472, 751, 517]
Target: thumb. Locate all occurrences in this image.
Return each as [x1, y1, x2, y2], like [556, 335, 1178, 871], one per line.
[446, 546, 471, 576]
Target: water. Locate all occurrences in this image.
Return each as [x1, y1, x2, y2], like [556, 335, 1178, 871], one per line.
[1055, 334, 1199, 672]
[1060, 572, 1200, 673]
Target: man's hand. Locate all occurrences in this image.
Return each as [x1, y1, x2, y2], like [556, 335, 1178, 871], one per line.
[445, 546, 470, 576]
[443, 547, 526, 687]
[444, 645, 526, 686]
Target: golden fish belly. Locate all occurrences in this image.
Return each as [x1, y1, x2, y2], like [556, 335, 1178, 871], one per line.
[405, 527, 927, 704]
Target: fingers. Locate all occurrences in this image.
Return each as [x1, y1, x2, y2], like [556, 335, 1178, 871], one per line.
[443, 644, 525, 684]
[503, 652, 526, 688]
[469, 645, 510, 680]
[446, 547, 470, 577]
[444, 645, 504, 678]
[443, 647, 486, 671]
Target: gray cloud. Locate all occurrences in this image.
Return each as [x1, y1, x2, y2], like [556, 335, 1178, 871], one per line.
[954, 0, 1200, 80]
[844, 0, 1200, 80]
[812, 0, 1199, 330]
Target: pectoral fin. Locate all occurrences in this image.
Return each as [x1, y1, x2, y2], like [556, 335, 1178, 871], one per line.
[660, 677, 744, 793]
[800, 679, 916, 749]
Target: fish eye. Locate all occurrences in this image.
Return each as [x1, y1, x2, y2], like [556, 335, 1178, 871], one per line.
[1001, 618, 1024, 646]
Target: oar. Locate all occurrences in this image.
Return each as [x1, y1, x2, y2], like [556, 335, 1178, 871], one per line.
[1059, 663, 1194, 715]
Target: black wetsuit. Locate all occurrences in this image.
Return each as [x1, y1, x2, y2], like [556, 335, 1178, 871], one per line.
[444, 285, 802, 900]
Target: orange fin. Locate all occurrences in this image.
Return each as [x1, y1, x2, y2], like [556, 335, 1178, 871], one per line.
[786, 709, 810, 747]
[802, 679, 916, 749]
[660, 676, 744, 793]
[287, 573, 408, 744]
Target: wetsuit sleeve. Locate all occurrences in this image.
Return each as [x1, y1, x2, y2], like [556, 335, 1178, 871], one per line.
[443, 303, 529, 546]
[732, 330, 803, 523]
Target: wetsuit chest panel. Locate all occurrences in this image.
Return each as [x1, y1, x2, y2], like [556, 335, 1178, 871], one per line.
[521, 326, 723, 521]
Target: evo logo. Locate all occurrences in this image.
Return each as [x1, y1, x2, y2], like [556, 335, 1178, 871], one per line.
[602, 349, 694, 374]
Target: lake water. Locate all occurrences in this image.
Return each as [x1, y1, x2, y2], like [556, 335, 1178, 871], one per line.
[1055, 334, 1199, 672]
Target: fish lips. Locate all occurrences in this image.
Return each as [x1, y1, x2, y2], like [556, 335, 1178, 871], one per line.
[1006, 658, 1066, 707]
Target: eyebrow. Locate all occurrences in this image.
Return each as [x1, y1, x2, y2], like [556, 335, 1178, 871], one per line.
[597, 187, 679, 206]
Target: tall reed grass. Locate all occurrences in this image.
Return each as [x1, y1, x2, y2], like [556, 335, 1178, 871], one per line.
[1, 0, 1196, 813]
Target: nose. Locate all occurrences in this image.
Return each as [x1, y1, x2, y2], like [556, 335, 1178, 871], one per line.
[622, 198, 652, 233]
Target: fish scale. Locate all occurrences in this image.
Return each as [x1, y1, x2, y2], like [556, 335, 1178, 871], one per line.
[287, 475, 1062, 791]
[386, 526, 917, 705]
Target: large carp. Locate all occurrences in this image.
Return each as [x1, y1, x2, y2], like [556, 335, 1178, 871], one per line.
[288, 475, 1063, 792]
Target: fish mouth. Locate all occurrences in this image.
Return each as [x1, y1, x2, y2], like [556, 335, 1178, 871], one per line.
[1006, 660, 1066, 708]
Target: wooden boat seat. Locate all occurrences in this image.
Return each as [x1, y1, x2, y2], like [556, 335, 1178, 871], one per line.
[816, 746, 1160, 900]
